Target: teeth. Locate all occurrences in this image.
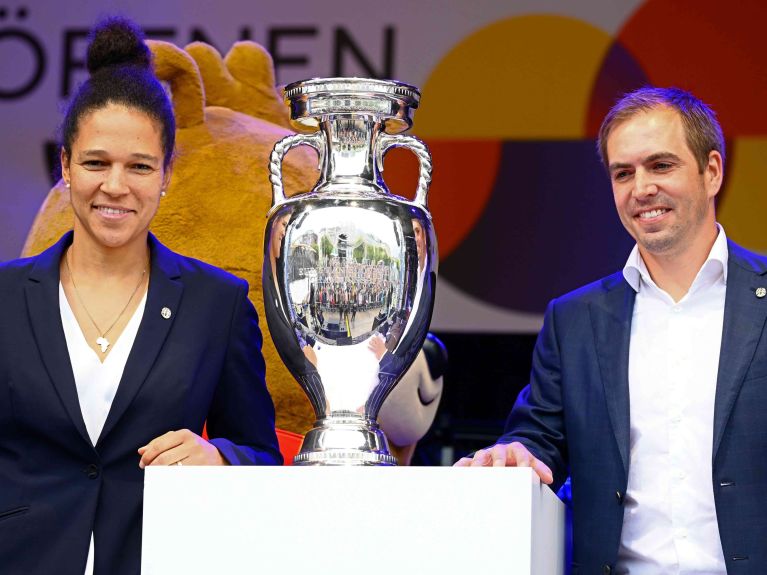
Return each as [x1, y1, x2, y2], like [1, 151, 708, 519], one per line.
[639, 209, 667, 219]
[98, 207, 129, 215]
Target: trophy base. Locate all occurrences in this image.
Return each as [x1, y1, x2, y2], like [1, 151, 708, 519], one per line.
[294, 414, 397, 466]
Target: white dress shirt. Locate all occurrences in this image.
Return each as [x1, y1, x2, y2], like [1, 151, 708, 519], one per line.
[615, 226, 728, 574]
[59, 283, 147, 575]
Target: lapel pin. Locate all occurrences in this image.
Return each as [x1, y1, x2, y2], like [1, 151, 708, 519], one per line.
[756, 288, 766, 299]
[161, 307, 172, 319]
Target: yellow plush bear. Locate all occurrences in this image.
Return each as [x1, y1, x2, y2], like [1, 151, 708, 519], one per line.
[23, 39, 442, 461]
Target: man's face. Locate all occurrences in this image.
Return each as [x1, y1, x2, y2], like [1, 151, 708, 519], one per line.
[606, 106, 722, 258]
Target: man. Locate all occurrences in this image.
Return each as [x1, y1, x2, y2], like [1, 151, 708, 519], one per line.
[456, 87, 767, 574]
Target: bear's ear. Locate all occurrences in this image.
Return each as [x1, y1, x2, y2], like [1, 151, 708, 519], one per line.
[148, 40, 205, 129]
[186, 40, 291, 129]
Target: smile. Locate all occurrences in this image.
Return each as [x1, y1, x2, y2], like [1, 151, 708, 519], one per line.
[95, 206, 132, 215]
[638, 208, 668, 219]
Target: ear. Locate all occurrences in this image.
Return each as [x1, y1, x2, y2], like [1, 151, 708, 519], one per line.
[161, 162, 173, 192]
[60, 148, 70, 184]
[705, 150, 724, 199]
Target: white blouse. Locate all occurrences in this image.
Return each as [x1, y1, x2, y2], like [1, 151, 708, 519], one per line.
[59, 282, 147, 575]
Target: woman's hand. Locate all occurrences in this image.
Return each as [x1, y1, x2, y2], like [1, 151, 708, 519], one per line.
[368, 334, 387, 360]
[137, 429, 228, 468]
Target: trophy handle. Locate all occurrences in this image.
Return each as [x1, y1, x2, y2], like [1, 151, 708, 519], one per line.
[269, 132, 326, 207]
[376, 133, 432, 209]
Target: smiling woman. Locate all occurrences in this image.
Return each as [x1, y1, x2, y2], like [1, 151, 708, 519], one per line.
[0, 16, 281, 575]
[63, 104, 168, 258]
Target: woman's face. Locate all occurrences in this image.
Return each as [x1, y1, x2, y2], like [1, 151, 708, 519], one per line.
[62, 103, 171, 252]
[270, 212, 291, 260]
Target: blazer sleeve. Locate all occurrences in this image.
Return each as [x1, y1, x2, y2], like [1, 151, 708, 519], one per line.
[497, 298, 568, 489]
[206, 279, 283, 465]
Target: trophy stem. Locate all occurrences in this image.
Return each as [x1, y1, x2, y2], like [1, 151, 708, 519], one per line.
[315, 117, 387, 195]
[266, 77, 435, 466]
[294, 413, 397, 466]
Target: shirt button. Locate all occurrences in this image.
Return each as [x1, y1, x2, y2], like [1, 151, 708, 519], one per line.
[677, 471, 686, 480]
[615, 491, 624, 504]
[602, 564, 612, 575]
[84, 464, 100, 480]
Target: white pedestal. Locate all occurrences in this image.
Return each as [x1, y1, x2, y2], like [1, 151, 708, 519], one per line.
[142, 466, 565, 575]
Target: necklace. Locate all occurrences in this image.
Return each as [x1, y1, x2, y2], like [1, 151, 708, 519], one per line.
[64, 249, 147, 354]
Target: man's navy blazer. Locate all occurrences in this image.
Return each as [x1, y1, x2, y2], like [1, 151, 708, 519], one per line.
[500, 241, 767, 574]
[0, 232, 281, 575]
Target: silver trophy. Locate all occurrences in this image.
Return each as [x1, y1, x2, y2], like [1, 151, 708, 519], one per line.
[264, 77, 436, 465]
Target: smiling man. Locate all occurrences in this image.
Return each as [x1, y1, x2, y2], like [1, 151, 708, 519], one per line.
[456, 87, 767, 574]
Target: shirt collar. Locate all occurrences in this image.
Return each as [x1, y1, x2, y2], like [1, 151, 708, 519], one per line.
[622, 223, 728, 293]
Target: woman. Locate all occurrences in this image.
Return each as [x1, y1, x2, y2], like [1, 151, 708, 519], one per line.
[0, 17, 281, 575]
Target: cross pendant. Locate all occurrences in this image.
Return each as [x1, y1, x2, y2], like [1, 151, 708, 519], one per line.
[96, 337, 110, 353]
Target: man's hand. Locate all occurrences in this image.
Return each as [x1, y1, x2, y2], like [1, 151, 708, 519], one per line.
[303, 344, 318, 367]
[138, 429, 227, 468]
[453, 441, 554, 484]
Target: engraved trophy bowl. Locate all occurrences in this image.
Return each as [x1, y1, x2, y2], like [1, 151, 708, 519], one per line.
[264, 77, 436, 465]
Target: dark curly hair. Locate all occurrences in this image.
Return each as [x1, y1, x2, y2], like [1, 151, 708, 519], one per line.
[60, 16, 175, 168]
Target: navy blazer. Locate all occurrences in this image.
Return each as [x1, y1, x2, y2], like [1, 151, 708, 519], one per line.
[0, 232, 281, 575]
[500, 241, 767, 574]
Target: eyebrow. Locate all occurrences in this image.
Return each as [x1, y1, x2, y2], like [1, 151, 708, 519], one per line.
[608, 161, 632, 172]
[644, 151, 682, 164]
[77, 149, 160, 163]
[608, 151, 683, 172]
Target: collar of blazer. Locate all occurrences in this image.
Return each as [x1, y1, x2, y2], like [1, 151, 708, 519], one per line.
[591, 239, 767, 474]
[25, 231, 184, 449]
[714, 239, 767, 459]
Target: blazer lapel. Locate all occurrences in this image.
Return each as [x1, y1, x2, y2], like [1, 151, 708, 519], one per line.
[591, 273, 635, 474]
[97, 235, 183, 445]
[713, 242, 767, 458]
[24, 232, 92, 446]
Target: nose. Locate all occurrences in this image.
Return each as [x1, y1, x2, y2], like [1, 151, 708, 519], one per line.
[100, 167, 129, 196]
[633, 170, 658, 199]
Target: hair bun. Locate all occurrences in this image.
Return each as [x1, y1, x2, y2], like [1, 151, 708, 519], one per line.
[86, 16, 151, 74]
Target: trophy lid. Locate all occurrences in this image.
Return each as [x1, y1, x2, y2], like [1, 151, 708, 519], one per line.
[283, 77, 421, 133]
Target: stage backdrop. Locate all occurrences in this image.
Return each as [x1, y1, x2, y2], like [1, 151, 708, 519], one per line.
[1, 0, 765, 332]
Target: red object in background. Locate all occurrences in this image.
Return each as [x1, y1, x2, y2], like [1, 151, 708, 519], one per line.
[202, 424, 303, 465]
[274, 429, 304, 466]
[382, 142, 500, 260]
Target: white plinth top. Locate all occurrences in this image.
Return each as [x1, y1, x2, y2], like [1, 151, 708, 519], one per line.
[142, 466, 564, 575]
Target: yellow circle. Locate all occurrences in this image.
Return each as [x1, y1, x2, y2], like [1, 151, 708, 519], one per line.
[417, 14, 613, 139]
[718, 138, 767, 253]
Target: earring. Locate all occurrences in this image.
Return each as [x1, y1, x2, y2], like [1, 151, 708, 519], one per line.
[65, 181, 70, 188]
[160, 190, 166, 197]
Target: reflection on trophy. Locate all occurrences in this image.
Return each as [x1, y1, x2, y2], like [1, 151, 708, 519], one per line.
[264, 78, 437, 465]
